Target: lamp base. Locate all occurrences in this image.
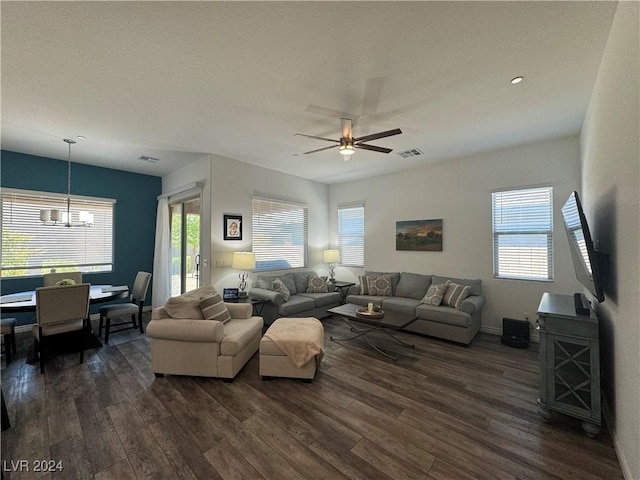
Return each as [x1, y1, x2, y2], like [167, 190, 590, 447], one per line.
[238, 290, 248, 298]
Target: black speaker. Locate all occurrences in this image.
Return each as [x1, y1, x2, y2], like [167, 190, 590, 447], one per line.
[501, 318, 530, 348]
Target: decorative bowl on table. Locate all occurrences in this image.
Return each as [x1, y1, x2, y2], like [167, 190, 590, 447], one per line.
[356, 307, 384, 319]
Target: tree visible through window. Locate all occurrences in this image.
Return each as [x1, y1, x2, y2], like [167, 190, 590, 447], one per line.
[492, 186, 553, 281]
[1, 189, 115, 278]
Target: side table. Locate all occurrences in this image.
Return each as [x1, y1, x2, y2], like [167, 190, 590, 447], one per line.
[228, 297, 268, 316]
[332, 281, 356, 305]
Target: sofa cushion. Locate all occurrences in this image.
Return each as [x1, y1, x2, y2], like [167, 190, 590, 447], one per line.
[416, 304, 472, 328]
[256, 273, 297, 295]
[432, 276, 482, 296]
[365, 271, 401, 295]
[396, 272, 432, 299]
[200, 293, 232, 324]
[298, 291, 340, 307]
[346, 294, 387, 307]
[367, 276, 393, 296]
[380, 297, 422, 315]
[164, 295, 204, 319]
[277, 295, 315, 316]
[291, 271, 317, 294]
[307, 275, 329, 293]
[443, 283, 472, 309]
[219, 316, 264, 356]
[421, 280, 451, 306]
[272, 278, 291, 302]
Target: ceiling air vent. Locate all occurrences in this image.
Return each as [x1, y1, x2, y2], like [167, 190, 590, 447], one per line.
[397, 148, 424, 159]
[138, 155, 160, 163]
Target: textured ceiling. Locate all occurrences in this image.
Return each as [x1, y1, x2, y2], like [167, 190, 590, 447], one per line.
[1, 2, 617, 184]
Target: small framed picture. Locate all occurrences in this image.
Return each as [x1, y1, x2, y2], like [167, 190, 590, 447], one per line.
[224, 214, 242, 240]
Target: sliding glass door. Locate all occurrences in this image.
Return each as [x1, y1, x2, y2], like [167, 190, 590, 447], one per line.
[170, 197, 200, 296]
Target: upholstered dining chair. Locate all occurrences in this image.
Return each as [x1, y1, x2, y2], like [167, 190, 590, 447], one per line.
[33, 283, 91, 374]
[43, 271, 83, 286]
[98, 271, 151, 343]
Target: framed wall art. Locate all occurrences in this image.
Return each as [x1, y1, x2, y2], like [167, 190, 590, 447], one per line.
[396, 219, 443, 251]
[224, 214, 242, 240]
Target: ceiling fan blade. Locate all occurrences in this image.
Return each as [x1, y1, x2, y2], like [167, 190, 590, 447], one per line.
[355, 143, 393, 154]
[353, 128, 402, 143]
[294, 133, 339, 143]
[341, 118, 353, 139]
[303, 145, 339, 155]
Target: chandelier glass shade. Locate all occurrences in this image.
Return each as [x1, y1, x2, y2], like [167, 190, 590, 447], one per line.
[40, 138, 93, 227]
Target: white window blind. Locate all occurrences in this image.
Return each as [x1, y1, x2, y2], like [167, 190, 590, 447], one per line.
[252, 197, 307, 271]
[338, 205, 364, 267]
[1, 189, 115, 278]
[492, 186, 553, 281]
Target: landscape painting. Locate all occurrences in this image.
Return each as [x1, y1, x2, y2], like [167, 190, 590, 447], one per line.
[396, 219, 443, 251]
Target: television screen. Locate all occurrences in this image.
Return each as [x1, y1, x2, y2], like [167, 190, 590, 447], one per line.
[561, 191, 605, 303]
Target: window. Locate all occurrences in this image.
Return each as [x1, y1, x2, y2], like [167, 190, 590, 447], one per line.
[492, 186, 553, 281]
[1, 189, 115, 278]
[252, 197, 307, 271]
[338, 204, 364, 267]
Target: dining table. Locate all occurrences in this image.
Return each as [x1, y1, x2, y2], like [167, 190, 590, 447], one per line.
[0, 284, 129, 313]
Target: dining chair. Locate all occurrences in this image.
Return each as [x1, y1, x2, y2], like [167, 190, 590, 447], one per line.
[33, 283, 91, 374]
[43, 271, 83, 286]
[98, 271, 152, 343]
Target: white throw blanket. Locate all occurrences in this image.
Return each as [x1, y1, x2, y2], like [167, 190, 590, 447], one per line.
[264, 317, 324, 367]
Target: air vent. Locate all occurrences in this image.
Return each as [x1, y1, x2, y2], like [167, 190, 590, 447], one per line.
[397, 148, 424, 159]
[138, 155, 160, 163]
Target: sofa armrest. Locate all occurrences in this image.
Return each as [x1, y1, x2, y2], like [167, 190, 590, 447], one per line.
[146, 318, 225, 343]
[248, 287, 285, 306]
[225, 302, 252, 319]
[459, 295, 485, 314]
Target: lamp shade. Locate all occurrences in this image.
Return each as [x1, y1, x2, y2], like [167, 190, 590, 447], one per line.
[232, 252, 256, 270]
[323, 249, 340, 263]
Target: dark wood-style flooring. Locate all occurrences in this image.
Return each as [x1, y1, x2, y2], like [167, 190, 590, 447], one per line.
[1, 314, 623, 479]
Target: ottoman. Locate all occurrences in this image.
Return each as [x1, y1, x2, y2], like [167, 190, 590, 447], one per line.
[260, 317, 324, 381]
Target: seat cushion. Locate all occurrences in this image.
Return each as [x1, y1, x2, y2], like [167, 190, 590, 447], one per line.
[416, 304, 472, 328]
[380, 297, 421, 315]
[277, 295, 316, 316]
[99, 302, 138, 317]
[346, 294, 387, 307]
[220, 317, 264, 356]
[297, 291, 340, 307]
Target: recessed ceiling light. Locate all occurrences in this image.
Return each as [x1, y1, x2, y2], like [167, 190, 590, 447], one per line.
[511, 76, 524, 85]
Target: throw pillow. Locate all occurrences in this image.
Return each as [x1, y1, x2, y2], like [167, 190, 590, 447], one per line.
[164, 295, 205, 319]
[420, 280, 451, 306]
[367, 276, 393, 296]
[443, 282, 472, 309]
[359, 275, 370, 294]
[200, 293, 232, 324]
[272, 278, 291, 302]
[307, 275, 329, 293]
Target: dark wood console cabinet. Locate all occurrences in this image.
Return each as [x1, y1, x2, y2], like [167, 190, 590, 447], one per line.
[537, 292, 601, 437]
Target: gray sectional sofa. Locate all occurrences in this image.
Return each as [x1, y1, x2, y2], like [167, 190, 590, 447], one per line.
[346, 271, 485, 345]
[248, 270, 341, 325]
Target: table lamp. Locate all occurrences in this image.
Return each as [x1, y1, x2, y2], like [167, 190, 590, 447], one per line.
[232, 252, 256, 297]
[323, 249, 340, 283]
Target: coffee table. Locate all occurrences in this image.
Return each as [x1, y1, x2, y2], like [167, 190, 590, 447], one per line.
[327, 303, 418, 360]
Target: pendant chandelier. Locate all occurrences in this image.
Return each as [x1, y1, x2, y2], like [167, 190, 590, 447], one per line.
[39, 138, 93, 227]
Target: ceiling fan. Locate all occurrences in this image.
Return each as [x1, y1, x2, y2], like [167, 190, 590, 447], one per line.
[295, 118, 402, 158]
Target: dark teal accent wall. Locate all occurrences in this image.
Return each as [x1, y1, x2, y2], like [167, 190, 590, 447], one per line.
[1, 150, 162, 325]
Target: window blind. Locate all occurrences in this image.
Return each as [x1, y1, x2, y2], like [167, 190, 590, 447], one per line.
[338, 205, 364, 267]
[492, 186, 553, 281]
[252, 197, 307, 271]
[1, 189, 115, 278]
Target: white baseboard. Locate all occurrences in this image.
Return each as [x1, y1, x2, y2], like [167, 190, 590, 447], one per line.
[602, 398, 633, 480]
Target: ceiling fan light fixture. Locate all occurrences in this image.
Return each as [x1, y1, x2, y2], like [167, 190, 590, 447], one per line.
[339, 144, 355, 156]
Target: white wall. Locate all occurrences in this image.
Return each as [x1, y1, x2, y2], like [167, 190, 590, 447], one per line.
[580, 2, 639, 478]
[329, 135, 584, 335]
[208, 154, 330, 292]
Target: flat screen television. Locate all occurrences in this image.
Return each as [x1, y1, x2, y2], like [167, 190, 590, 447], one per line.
[560, 190, 605, 304]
